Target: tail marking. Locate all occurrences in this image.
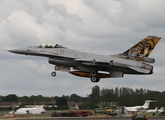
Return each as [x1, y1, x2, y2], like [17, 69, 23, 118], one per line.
[119, 36, 161, 61]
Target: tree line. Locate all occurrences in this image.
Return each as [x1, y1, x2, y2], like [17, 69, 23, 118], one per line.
[88, 86, 165, 109]
[0, 85, 165, 110]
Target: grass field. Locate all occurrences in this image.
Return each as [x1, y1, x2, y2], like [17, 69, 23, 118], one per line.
[2, 110, 165, 118]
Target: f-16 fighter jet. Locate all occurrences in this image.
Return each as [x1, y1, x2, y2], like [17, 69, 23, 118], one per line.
[8, 36, 160, 82]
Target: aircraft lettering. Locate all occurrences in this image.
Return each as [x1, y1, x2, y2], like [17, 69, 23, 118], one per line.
[54, 50, 59, 54]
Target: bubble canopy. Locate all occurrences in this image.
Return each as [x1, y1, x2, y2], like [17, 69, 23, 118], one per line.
[32, 43, 65, 48]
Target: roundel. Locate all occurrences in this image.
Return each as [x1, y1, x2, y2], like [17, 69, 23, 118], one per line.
[60, 49, 65, 53]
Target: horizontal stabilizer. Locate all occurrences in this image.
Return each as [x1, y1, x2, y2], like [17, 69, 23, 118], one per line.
[127, 66, 151, 74]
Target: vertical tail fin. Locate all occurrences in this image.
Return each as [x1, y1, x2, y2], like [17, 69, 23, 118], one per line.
[155, 107, 158, 112]
[158, 107, 164, 113]
[143, 100, 158, 109]
[118, 36, 161, 62]
[143, 100, 151, 109]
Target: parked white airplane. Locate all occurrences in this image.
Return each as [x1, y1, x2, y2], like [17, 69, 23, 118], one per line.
[125, 100, 157, 112]
[158, 107, 164, 113]
[14, 107, 45, 114]
[147, 107, 158, 113]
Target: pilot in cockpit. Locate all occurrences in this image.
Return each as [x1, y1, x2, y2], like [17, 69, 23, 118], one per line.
[31, 43, 65, 48]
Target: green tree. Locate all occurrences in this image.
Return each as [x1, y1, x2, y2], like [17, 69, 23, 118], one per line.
[4, 94, 18, 103]
[89, 85, 100, 107]
[70, 94, 82, 102]
[0, 96, 3, 102]
[56, 96, 68, 109]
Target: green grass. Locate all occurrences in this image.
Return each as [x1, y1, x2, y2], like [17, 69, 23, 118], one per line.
[7, 110, 164, 118]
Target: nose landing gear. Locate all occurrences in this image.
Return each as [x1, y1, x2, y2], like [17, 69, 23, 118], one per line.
[51, 66, 57, 77]
[51, 71, 56, 77]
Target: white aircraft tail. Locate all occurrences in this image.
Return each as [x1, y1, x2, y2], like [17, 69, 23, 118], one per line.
[155, 107, 158, 112]
[158, 107, 164, 113]
[142, 100, 158, 109]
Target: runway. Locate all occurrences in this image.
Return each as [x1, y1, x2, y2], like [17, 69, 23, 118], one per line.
[15, 116, 165, 120]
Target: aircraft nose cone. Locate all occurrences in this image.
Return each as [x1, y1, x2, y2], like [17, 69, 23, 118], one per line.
[8, 49, 27, 54]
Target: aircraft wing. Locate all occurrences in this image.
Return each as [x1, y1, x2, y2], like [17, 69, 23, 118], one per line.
[74, 58, 108, 66]
[74, 58, 109, 64]
[74, 58, 152, 76]
[74, 58, 124, 67]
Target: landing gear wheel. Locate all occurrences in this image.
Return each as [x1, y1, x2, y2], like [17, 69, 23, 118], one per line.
[96, 78, 100, 82]
[51, 72, 56, 77]
[91, 76, 97, 82]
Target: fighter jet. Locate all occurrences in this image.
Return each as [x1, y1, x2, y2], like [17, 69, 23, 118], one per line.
[8, 36, 160, 82]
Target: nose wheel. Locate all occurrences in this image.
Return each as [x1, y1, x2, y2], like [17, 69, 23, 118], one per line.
[51, 71, 56, 77]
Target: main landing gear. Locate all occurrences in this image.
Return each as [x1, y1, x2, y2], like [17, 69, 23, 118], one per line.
[90, 73, 100, 83]
[90, 76, 100, 82]
[51, 66, 100, 83]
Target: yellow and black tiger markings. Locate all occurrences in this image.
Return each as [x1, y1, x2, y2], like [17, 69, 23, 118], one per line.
[69, 71, 110, 78]
[119, 36, 161, 61]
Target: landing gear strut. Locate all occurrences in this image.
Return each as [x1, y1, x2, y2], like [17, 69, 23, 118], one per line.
[51, 66, 57, 77]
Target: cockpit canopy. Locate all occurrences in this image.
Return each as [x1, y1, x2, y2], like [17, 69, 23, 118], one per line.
[32, 43, 65, 48]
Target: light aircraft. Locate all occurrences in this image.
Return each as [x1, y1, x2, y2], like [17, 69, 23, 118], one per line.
[147, 107, 158, 113]
[124, 100, 158, 112]
[8, 36, 160, 82]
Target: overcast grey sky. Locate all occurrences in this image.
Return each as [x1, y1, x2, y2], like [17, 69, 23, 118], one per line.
[0, 0, 165, 97]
